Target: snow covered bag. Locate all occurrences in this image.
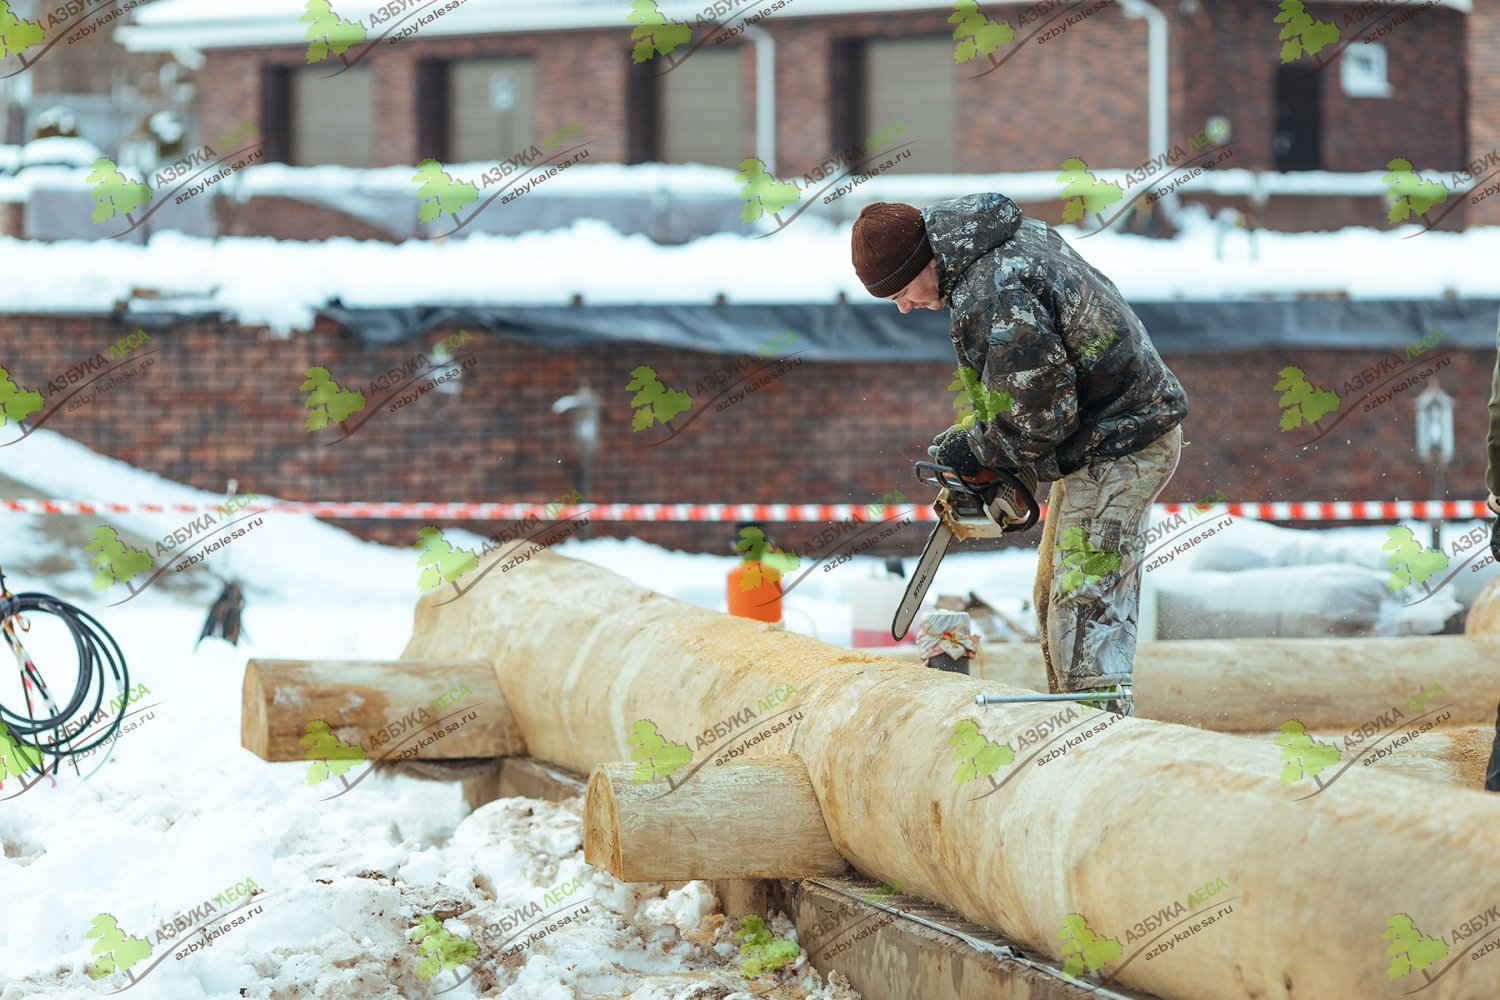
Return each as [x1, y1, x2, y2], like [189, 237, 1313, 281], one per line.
[1153, 564, 1458, 639]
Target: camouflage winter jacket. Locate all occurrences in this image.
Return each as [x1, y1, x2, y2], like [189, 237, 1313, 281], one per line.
[924, 192, 1188, 483]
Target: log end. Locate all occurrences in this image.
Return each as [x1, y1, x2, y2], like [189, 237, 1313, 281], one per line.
[1466, 576, 1500, 635]
[584, 767, 624, 878]
[241, 658, 272, 758]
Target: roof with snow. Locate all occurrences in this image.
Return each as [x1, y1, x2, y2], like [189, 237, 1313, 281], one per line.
[117, 0, 1471, 52]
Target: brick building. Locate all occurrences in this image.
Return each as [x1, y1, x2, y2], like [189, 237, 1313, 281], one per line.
[112, 0, 1499, 234]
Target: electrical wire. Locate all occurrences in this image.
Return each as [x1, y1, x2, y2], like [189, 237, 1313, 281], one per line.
[0, 570, 131, 781]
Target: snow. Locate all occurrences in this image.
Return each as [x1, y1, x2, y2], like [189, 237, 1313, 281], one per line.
[0, 209, 1492, 334]
[15, 136, 103, 172]
[0, 428, 868, 999]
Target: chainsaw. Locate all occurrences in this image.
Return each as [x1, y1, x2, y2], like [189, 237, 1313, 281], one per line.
[891, 461, 1040, 642]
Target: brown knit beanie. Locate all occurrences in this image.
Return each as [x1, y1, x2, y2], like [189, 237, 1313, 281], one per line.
[851, 202, 934, 298]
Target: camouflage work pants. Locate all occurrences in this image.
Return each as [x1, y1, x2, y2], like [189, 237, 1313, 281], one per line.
[1034, 425, 1183, 702]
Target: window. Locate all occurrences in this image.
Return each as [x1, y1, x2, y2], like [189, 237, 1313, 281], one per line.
[448, 58, 536, 163]
[1273, 64, 1322, 171]
[1341, 43, 1393, 99]
[289, 66, 373, 166]
[862, 38, 954, 172]
[657, 50, 744, 167]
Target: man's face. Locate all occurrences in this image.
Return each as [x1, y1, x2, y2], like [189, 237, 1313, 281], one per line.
[885, 260, 945, 314]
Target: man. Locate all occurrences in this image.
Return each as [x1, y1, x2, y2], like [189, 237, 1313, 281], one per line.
[1483, 312, 1500, 791]
[850, 194, 1188, 712]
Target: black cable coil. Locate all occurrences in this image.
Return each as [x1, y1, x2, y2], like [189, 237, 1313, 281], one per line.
[0, 591, 131, 776]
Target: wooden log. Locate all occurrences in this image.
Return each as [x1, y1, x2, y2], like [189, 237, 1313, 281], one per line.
[1466, 575, 1500, 635]
[401, 549, 1500, 1000]
[241, 658, 526, 761]
[883, 637, 1500, 730]
[585, 756, 845, 882]
[1247, 725, 1492, 790]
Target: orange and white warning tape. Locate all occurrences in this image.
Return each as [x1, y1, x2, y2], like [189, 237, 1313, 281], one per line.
[0, 499, 1489, 522]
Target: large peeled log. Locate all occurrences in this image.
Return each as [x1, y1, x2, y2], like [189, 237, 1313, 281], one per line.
[888, 637, 1500, 730]
[585, 756, 845, 881]
[401, 550, 1500, 1000]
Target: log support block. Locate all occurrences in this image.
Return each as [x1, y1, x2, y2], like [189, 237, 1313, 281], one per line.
[586, 756, 847, 882]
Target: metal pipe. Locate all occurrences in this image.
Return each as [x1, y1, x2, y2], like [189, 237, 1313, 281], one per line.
[742, 25, 776, 173]
[975, 687, 1129, 706]
[1119, 0, 1168, 164]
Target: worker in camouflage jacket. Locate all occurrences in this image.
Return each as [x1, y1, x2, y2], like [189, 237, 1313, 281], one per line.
[1482, 308, 1500, 791]
[851, 193, 1189, 712]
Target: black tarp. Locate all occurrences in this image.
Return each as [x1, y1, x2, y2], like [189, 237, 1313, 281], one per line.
[316, 298, 1500, 360]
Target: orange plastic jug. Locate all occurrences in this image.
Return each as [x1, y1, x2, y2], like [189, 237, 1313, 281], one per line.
[727, 562, 782, 623]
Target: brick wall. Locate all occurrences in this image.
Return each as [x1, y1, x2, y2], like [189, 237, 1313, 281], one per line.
[1470, 0, 1500, 226]
[0, 314, 1490, 556]
[187, 0, 1468, 184]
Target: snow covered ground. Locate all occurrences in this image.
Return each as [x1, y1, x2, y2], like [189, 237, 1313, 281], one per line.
[0, 429, 1492, 998]
[0, 431, 864, 1000]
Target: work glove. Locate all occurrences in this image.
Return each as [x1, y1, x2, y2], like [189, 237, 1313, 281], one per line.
[932, 426, 989, 481]
[928, 424, 963, 459]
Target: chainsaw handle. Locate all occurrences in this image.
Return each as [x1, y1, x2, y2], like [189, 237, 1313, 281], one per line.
[996, 467, 1040, 532]
[913, 461, 1039, 533]
[913, 461, 973, 494]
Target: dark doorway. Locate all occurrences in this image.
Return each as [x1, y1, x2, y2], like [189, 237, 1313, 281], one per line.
[1274, 64, 1322, 171]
